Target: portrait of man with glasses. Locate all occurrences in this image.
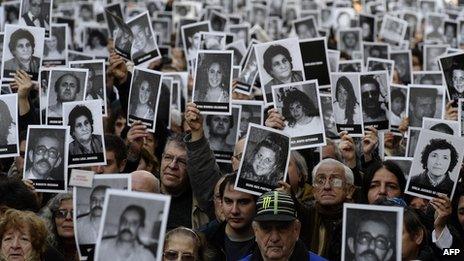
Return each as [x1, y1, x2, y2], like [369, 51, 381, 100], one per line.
[343, 204, 402, 261]
[23, 127, 67, 190]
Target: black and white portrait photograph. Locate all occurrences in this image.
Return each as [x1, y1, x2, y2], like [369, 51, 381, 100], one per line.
[420, 0, 436, 13]
[181, 21, 211, 62]
[293, 16, 318, 40]
[362, 42, 389, 65]
[390, 50, 412, 85]
[407, 85, 445, 128]
[405, 129, 464, 199]
[163, 71, 188, 106]
[338, 28, 362, 57]
[46, 68, 88, 125]
[63, 100, 106, 167]
[235, 43, 258, 95]
[254, 37, 305, 104]
[127, 11, 160, 65]
[249, 3, 267, 29]
[339, 60, 363, 73]
[192, 50, 233, 115]
[94, 190, 171, 261]
[23, 125, 68, 193]
[444, 20, 458, 49]
[1, 1, 20, 31]
[359, 13, 375, 42]
[333, 7, 356, 28]
[272, 80, 326, 149]
[331, 72, 364, 136]
[83, 26, 109, 60]
[104, 3, 124, 38]
[233, 100, 264, 138]
[438, 52, 464, 100]
[265, 17, 283, 41]
[152, 18, 171, 46]
[299, 37, 331, 88]
[425, 13, 446, 44]
[19, 0, 51, 35]
[366, 58, 395, 82]
[69, 59, 107, 116]
[203, 106, 241, 163]
[412, 71, 443, 85]
[379, 14, 408, 46]
[226, 40, 246, 67]
[198, 32, 226, 51]
[76, 2, 94, 24]
[170, 80, 181, 112]
[422, 117, 461, 137]
[210, 10, 228, 32]
[423, 44, 447, 71]
[235, 124, 290, 196]
[1, 24, 45, 81]
[342, 203, 403, 261]
[229, 24, 249, 48]
[0, 94, 19, 158]
[105, 9, 133, 60]
[42, 23, 67, 67]
[74, 174, 131, 259]
[402, 11, 418, 41]
[320, 93, 339, 140]
[406, 127, 421, 158]
[127, 67, 162, 131]
[327, 49, 340, 73]
[360, 71, 390, 130]
[389, 84, 408, 131]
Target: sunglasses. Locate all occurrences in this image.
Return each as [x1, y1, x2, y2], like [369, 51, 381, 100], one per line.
[163, 250, 195, 261]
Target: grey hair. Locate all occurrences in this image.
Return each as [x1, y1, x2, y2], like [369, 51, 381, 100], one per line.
[40, 193, 73, 250]
[311, 158, 354, 185]
[290, 151, 308, 183]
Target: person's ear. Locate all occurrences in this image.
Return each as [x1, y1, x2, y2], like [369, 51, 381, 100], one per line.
[54, 155, 63, 168]
[347, 237, 355, 254]
[293, 220, 301, 240]
[28, 149, 34, 163]
[385, 248, 393, 261]
[414, 229, 424, 246]
[345, 184, 356, 201]
[119, 159, 127, 172]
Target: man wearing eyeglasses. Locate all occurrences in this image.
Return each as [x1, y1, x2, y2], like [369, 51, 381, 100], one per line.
[19, 0, 50, 30]
[25, 130, 63, 180]
[346, 212, 394, 261]
[360, 75, 387, 123]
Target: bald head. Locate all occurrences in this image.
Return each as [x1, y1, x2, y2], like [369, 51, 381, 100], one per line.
[131, 170, 160, 193]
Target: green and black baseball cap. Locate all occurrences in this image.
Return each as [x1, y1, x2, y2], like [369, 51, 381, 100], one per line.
[254, 191, 297, 222]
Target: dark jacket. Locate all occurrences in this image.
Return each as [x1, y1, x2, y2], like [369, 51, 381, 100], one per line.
[409, 172, 454, 198]
[239, 240, 328, 261]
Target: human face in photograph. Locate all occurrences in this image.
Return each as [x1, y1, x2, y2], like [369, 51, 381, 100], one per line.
[362, 83, 380, 110]
[427, 149, 451, 178]
[13, 38, 33, 62]
[289, 101, 305, 122]
[57, 75, 79, 102]
[29, 136, 62, 177]
[240, 111, 251, 133]
[270, 54, 292, 82]
[343, 32, 357, 49]
[55, 199, 74, 238]
[252, 146, 277, 176]
[208, 62, 223, 88]
[348, 220, 393, 261]
[336, 84, 349, 109]
[45, 35, 58, 52]
[391, 96, 404, 116]
[74, 115, 92, 144]
[210, 115, 231, 137]
[1, 227, 34, 261]
[90, 188, 106, 217]
[222, 184, 256, 231]
[452, 69, 464, 93]
[412, 96, 436, 119]
[457, 195, 464, 230]
[362, 23, 371, 38]
[138, 81, 151, 105]
[30, 0, 42, 17]
[132, 24, 149, 52]
[367, 167, 402, 204]
[118, 209, 142, 242]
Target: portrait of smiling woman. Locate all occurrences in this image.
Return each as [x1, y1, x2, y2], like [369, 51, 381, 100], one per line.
[194, 54, 230, 103]
[68, 105, 103, 156]
[130, 79, 157, 120]
[3, 28, 41, 75]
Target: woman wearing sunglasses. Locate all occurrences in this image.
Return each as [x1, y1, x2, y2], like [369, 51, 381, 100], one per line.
[163, 227, 207, 261]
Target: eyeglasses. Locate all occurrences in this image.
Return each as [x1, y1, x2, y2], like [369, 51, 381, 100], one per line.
[313, 175, 344, 188]
[163, 250, 195, 261]
[34, 145, 60, 159]
[162, 153, 187, 167]
[55, 209, 73, 219]
[356, 232, 391, 250]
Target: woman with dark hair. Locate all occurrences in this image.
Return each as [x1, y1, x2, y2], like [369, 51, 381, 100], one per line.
[130, 78, 157, 120]
[241, 133, 288, 187]
[402, 207, 434, 261]
[68, 105, 103, 155]
[4, 28, 41, 74]
[262, 44, 303, 101]
[43, 29, 65, 61]
[195, 59, 229, 103]
[0, 99, 15, 146]
[363, 160, 407, 204]
[84, 29, 108, 58]
[333, 76, 361, 125]
[409, 139, 458, 195]
[281, 89, 322, 136]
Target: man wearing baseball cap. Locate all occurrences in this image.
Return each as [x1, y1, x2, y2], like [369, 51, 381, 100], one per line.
[240, 191, 327, 261]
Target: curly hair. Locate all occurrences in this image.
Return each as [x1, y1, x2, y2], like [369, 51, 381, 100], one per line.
[8, 29, 35, 55]
[281, 89, 318, 127]
[41, 193, 72, 253]
[250, 133, 288, 175]
[0, 209, 48, 257]
[130, 73, 158, 115]
[0, 99, 13, 145]
[263, 44, 293, 76]
[335, 76, 359, 124]
[68, 105, 94, 139]
[420, 139, 458, 174]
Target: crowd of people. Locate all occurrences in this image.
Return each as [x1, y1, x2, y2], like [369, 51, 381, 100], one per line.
[1, 0, 464, 261]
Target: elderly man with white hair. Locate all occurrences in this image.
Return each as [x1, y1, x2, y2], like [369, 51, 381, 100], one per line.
[294, 158, 356, 261]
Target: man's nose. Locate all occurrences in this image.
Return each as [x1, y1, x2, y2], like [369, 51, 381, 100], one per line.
[231, 202, 240, 214]
[269, 228, 281, 242]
